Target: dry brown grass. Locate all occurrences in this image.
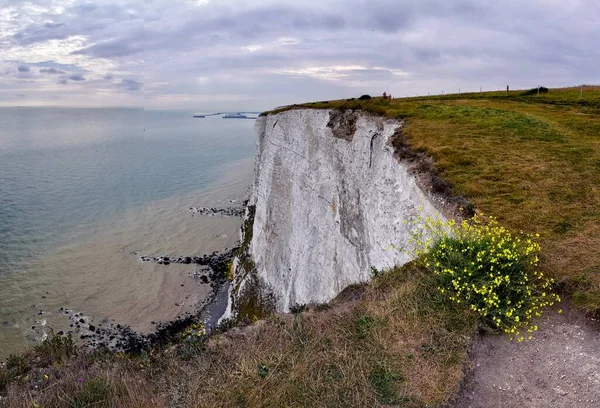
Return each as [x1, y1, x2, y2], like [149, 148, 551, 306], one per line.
[544, 221, 600, 310]
[1, 354, 163, 407]
[1, 264, 477, 407]
[182, 263, 476, 408]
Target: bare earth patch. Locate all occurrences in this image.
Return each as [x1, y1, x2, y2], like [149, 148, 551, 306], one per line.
[454, 303, 600, 408]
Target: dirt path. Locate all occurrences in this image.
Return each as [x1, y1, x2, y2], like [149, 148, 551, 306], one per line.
[453, 303, 600, 408]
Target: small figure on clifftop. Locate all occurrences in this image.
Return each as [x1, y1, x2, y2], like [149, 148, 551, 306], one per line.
[383, 92, 387, 98]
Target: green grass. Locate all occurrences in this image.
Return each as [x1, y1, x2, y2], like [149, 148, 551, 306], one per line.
[1, 85, 598, 407]
[60, 377, 114, 408]
[273, 85, 600, 313]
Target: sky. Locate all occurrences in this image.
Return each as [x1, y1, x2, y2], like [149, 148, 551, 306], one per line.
[0, 0, 599, 111]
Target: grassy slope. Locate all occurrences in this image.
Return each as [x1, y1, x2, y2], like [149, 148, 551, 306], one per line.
[279, 85, 600, 312]
[1, 264, 476, 407]
[188, 264, 476, 408]
[1, 86, 598, 407]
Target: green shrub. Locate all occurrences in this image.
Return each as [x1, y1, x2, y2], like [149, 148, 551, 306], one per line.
[521, 86, 549, 96]
[64, 377, 114, 407]
[410, 214, 560, 341]
[33, 333, 76, 367]
[177, 322, 208, 360]
[1, 354, 31, 394]
[4, 354, 30, 377]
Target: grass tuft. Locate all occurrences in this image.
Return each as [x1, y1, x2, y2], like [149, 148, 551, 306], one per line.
[369, 363, 405, 404]
[61, 377, 114, 408]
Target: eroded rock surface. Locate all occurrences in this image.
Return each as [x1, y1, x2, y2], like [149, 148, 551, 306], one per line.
[232, 109, 444, 312]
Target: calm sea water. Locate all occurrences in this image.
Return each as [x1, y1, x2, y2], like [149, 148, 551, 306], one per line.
[0, 108, 256, 359]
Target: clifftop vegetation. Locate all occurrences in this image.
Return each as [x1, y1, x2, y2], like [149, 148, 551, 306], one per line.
[272, 85, 600, 314]
[1, 86, 598, 407]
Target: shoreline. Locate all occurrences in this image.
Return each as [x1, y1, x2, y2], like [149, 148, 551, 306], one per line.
[41, 245, 241, 356]
[0, 157, 255, 360]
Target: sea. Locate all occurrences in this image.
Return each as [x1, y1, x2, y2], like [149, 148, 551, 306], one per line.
[0, 107, 256, 360]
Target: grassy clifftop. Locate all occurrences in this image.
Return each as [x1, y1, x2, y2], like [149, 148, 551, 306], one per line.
[1, 86, 598, 407]
[271, 85, 600, 313]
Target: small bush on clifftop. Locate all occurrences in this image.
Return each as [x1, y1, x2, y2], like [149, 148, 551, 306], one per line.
[521, 86, 549, 96]
[409, 214, 560, 341]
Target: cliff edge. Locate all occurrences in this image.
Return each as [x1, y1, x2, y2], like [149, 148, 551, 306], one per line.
[226, 108, 443, 315]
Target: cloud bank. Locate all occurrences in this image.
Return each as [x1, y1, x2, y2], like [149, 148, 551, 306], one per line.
[0, 0, 598, 110]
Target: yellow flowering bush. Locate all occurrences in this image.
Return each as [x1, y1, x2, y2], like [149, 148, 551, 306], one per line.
[408, 214, 559, 341]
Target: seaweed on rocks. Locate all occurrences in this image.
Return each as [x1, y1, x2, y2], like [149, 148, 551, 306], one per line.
[59, 287, 228, 355]
[188, 207, 245, 217]
[138, 247, 238, 284]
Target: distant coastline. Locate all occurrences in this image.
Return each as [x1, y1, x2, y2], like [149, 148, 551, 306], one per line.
[193, 112, 260, 119]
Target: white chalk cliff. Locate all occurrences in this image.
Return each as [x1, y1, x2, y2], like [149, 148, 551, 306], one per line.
[227, 108, 444, 315]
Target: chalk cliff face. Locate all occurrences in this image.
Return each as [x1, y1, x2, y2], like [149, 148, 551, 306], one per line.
[229, 109, 443, 314]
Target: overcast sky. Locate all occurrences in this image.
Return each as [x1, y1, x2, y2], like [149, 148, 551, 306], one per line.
[1, 0, 598, 111]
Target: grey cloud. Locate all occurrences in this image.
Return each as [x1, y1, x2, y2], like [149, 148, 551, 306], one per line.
[1, 0, 599, 109]
[58, 79, 68, 85]
[69, 74, 86, 81]
[44, 22, 65, 29]
[30, 61, 82, 71]
[116, 79, 142, 91]
[12, 20, 74, 46]
[40, 67, 65, 74]
[413, 48, 442, 63]
[71, 36, 144, 58]
[146, 0, 483, 53]
[18, 65, 30, 72]
[13, 28, 68, 46]
[70, 2, 139, 20]
[10, 1, 141, 47]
